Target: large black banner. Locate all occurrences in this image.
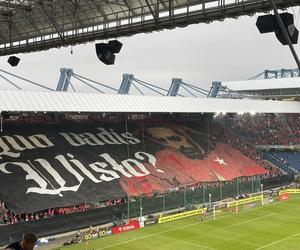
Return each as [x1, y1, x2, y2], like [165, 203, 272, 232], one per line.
[0, 121, 267, 214]
[0, 122, 152, 214]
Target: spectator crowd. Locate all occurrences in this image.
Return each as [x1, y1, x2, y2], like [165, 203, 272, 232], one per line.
[0, 198, 124, 226]
[220, 113, 300, 146]
[1, 112, 299, 227]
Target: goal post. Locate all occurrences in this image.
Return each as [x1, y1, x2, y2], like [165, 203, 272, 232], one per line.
[212, 194, 264, 217]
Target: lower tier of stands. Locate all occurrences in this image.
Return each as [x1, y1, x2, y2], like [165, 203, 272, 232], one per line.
[262, 152, 298, 174]
[275, 152, 300, 172]
[0, 174, 294, 246]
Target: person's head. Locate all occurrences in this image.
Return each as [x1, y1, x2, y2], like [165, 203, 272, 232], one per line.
[20, 232, 38, 250]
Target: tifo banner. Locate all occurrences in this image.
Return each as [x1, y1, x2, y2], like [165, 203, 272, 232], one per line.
[279, 189, 300, 195]
[112, 220, 140, 234]
[279, 193, 289, 201]
[227, 195, 263, 208]
[0, 122, 268, 214]
[158, 208, 207, 224]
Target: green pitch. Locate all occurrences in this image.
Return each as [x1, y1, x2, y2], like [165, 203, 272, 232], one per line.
[58, 196, 300, 250]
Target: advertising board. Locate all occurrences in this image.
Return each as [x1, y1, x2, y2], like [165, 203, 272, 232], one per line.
[158, 208, 207, 224]
[112, 220, 141, 234]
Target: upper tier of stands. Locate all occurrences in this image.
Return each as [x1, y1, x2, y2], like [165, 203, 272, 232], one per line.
[262, 152, 297, 175]
[219, 113, 300, 146]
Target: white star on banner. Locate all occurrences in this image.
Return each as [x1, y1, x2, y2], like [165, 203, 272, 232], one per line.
[214, 157, 228, 165]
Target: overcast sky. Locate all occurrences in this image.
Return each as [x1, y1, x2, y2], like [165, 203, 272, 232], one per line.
[0, 8, 299, 95]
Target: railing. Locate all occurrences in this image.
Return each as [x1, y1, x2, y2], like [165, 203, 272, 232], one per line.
[125, 174, 293, 218]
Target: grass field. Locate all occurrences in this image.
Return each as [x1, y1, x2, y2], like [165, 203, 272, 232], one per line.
[59, 196, 300, 250]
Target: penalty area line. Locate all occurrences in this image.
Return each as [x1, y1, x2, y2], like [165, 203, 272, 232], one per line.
[93, 198, 300, 250]
[94, 212, 275, 250]
[256, 232, 300, 250]
[217, 213, 276, 231]
[93, 212, 237, 250]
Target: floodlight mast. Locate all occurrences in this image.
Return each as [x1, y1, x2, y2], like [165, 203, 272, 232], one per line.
[269, 0, 300, 70]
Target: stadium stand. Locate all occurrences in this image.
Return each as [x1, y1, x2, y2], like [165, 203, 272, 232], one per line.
[261, 152, 296, 174]
[273, 151, 300, 172]
[0, 112, 299, 245]
[219, 113, 300, 146]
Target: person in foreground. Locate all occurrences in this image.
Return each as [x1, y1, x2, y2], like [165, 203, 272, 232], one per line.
[5, 232, 38, 250]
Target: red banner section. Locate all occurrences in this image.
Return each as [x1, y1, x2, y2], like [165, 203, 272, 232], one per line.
[279, 193, 289, 201]
[112, 220, 141, 234]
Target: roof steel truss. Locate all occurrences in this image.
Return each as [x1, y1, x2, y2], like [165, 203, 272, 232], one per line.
[0, 0, 298, 55]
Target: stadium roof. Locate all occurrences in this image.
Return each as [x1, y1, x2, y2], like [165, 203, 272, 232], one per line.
[0, 89, 299, 113]
[0, 0, 298, 55]
[222, 77, 300, 92]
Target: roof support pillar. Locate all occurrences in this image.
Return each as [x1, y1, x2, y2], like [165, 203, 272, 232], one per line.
[264, 70, 278, 79]
[118, 74, 134, 94]
[168, 78, 182, 96]
[208, 81, 222, 98]
[56, 68, 73, 91]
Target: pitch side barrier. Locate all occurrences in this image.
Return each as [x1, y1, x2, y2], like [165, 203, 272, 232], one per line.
[279, 189, 300, 195]
[158, 208, 207, 224]
[226, 195, 263, 208]
[82, 208, 208, 243]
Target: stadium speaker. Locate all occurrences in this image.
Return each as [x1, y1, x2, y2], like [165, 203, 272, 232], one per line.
[274, 13, 298, 45]
[101, 50, 116, 65]
[95, 40, 122, 65]
[95, 43, 108, 54]
[278, 12, 294, 28]
[108, 40, 123, 53]
[256, 12, 298, 45]
[7, 56, 20, 67]
[256, 15, 275, 33]
[103, 51, 115, 65]
[275, 25, 299, 45]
